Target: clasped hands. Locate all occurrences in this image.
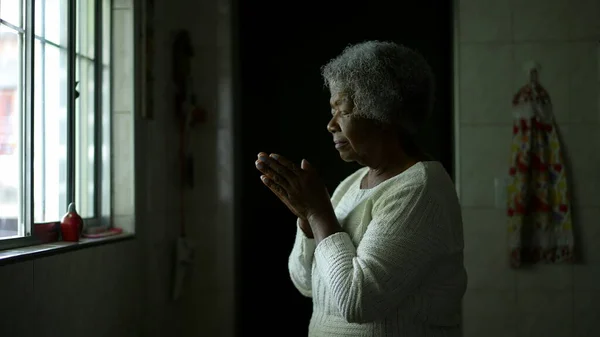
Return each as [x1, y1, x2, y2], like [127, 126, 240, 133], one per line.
[255, 152, 335, 237]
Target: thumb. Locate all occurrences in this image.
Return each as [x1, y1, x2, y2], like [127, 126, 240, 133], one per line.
[301, 159, 312, 171]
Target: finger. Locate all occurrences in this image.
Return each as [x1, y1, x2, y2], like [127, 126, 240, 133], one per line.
[257, 154, 296, 183]
[270, 153, 300, 175]
[260, 175, 289, 200]
[300, 159, 313, 171]
[261, 176, 302, 218]
[255, 160, 290, 188]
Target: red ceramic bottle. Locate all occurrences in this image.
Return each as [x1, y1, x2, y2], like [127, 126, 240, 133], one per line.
[60, 202, 84, 242]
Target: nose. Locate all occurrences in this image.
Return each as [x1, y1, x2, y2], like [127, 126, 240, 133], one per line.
[327, 113, 340, 134]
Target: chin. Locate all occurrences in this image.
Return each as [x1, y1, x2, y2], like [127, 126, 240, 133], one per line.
[338, 151, 357, 163]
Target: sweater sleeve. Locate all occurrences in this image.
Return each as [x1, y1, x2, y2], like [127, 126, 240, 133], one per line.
[288, 167, 367, 298]
[313, 184, 446, 323]
[288, 218, 317, 298]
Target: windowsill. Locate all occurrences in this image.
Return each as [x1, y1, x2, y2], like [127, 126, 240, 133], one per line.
[0, 232, 135, 266]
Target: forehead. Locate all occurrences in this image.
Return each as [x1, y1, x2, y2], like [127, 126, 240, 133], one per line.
[329, 91, 352, 108]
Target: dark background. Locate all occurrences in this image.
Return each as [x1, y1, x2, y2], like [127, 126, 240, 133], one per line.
[234, 1, 454, 335]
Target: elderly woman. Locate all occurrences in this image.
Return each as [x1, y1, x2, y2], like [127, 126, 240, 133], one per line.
[254, 41, 467, 336]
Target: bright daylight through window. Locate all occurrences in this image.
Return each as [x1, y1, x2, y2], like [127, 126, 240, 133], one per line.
[0, 0, 111, 247]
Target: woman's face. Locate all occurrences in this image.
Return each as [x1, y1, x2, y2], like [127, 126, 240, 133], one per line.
[327, 91, 384, 165]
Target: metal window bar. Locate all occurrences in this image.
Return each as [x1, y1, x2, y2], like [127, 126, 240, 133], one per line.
[31, 34, 95, 62]
[66, 0, 76, 210]
[23, 0, 35, 239]
[101, 0, 113, 227]
[0, 18, 25, 33]
[94, 0, 102, 221]
[40, 0, 46, 219]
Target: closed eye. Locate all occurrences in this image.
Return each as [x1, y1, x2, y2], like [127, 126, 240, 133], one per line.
[331, 109, 352, 116]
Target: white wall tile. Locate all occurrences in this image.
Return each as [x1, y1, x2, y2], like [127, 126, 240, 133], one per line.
[142, 241, 175, 307]
[516, 291, 573, 337]
[463, 289, 518, 317]
[113, 214, 135, 233]
[182, 289, 222, 336]
[143, 121, 181, 214]
[462, 290, 518, 337]
[463, 315, 518, 337]
[511, 0, 570, 42]
[184, 129, 219, 234]
[459, 44, 515, 124]
[517, 313, 573, 337]
[516, 265, 573, 291]
[512, 42, 571, 123]
[465, 263, 516, 291]
[568, 0, 600, 40]
[597, 84, 600, 123]
[217, 128, 234, 201]
[458, 0, 512, 43]
[207, 289, 236, 337]
[573, 208, 600, 263]
[112, 8, 134, 113]
[190, 49, 219, 125]
[573, 265, 600, 291]
[462, 208, 510, 267]
[573, 291, 600, 337]
[597, 43, 600, 84]
[113, 112, 135, 216]
[561, 125, 600, 208]
[217, 67, 233, 129]
[597, 43, 600, 85]
[459, 126, 512, 207]
[569, 42, 599, 123]
[216, 5, 233, 48]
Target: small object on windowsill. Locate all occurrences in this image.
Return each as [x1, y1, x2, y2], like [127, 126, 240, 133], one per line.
[33, 221, 60, 243]
[82, 227, 123, 239]
[60, 202, 84, 242]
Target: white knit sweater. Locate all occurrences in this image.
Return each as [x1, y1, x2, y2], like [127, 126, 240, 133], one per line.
[288, 161, 467, 337]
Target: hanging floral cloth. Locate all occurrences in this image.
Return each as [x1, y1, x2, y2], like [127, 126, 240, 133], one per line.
[507, 63, 574, 268]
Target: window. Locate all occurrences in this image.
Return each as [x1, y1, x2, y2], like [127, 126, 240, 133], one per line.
[0, 0, 112, 247]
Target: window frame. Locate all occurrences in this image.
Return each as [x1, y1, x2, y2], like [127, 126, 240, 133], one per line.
[0, 0, 113, 251]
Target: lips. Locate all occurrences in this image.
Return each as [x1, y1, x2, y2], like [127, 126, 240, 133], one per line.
[334, 140, 348, 149]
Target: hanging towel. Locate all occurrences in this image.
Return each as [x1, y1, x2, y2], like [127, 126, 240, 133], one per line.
[507, 64, 574, 268]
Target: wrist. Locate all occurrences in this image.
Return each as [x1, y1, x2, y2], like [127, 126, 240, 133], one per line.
[297, 217, 314, 238]
[306, 208, 336, 226]
[306, 208, 341, 238]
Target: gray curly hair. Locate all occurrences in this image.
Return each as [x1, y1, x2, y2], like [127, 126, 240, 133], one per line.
[321, 41, 435, 135]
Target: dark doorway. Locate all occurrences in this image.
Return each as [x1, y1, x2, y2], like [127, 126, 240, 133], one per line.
[233, 1, 453, 336]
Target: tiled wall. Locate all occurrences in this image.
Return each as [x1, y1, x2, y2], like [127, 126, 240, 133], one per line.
[456, 1, 600, 337]
[112, 0, 135, 231]
[0, 0, 235, 336]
